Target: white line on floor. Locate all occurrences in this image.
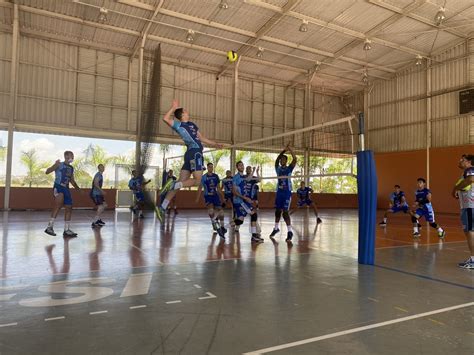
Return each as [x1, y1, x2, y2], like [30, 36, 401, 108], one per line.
[321, 282, 332, 286]
[44, 316, 65, 322]
[376, 241, 465, 250]
[198, 292, 217, 300]
[194, 284, 202, 289]
[243, 302, 474, 354]
[89, 310, 108, 315]
[367, 297, 379, 303]
[0, 322, 17, 328]
[342, 288, 353, 293]
[175, 272, 181, 275]
[183, 278, 191, 282]
[129, 305, 147, 310]
[166, 300, 182, 304]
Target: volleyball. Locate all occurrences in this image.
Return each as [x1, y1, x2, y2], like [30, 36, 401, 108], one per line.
[227, 50, 238, 62]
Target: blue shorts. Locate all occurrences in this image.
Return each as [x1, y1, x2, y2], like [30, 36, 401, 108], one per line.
[390, 205, 408, 213]
[461, 208, 473, 232]
[90, 193, 105, 206]
[224, 193, 233, 203]
[182, 148, 203, 172]
[297, 199, 313, 207]
[53, 184, 72, 206]
[415, 207, 435, 223]
[233, 201, 253, 219]
[134, 191, 145, 202]
[275, 191, 292, 211]
[204, 194, 222, 207]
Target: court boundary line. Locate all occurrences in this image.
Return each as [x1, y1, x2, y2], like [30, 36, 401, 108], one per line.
[243, 302, 474, 354]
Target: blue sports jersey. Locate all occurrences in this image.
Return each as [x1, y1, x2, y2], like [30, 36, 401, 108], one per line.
[297, 187, 312, 200]
[129, 176, 144, 192]
[201, 173, 220, 196]
[276, 165, 294, 192]
[232, 173, 247, 204]
[91, 172, 103, 196]
[222, 177, 233, 195]
[243, 175, 259, 199]
[171, 120, 203, 150]
[390, 191, 407, 207]
[415, 188, 431, 208]
[54, 162, 74, 187]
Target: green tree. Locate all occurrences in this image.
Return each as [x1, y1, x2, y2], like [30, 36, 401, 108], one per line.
[72, 157, 92, 188]
[0, 145, 5, 162]
[83, 144, 114, 170]
[236, 150, 248, 163]
[159, 144, 171, 168]
[206, 149, 230, 170]
[20, 149, 52, 187]
[249, 152, 272, 172]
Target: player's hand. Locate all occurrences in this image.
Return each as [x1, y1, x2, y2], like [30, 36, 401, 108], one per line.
[452, 189, 459, 199]
[214, 143, 224, 149]
[244, 197, 252, 203]
[55, 159, 60, 164]
[171, 99, 179, 109]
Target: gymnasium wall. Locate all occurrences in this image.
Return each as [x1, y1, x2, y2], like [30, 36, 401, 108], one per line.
[375, 144, 472, 214]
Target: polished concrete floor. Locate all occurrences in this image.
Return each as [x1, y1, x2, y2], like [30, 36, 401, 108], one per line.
[0, 209, 472, 355]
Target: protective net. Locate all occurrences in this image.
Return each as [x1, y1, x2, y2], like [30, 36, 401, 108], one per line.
[165, 115, 358, 193]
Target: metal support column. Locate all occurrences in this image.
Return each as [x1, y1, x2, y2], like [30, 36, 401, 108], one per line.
[230, 57, 241, 171]
[135, 43, 144, 171]
[3, 3, 19, 210]
[426, 59, 432, 186]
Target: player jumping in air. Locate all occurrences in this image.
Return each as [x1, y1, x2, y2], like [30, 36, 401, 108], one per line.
[157, 99, 222, 222]
[269, 145, 297, 243]
[410, 178, 445, 239]
[291, 181, 322, 224]
[90, 164, 107, 228]
[44, 150, 80, 238]
[196, 162, 227, 239]
[379, 184, 408, 227]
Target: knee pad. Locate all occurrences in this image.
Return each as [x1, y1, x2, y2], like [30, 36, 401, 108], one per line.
[251, 213, 258, 222]
[234, 218, 244, 226]
[275, 209, 282, 218]
[207, 207, 215, 216]
[411, 216, 418, 223]
[217, 208, 224, 218]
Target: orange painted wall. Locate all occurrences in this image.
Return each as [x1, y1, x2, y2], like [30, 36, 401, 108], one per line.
[375, 145, 473, 214]
[0, 187, 358, 210]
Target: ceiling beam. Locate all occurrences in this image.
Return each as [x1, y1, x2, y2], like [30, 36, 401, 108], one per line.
[130, 0, 164, 59]
[244, 0, 431, 57]
[367, 0, 468, 39]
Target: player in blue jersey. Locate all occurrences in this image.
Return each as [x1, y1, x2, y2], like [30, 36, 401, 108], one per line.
[291, 181, 322, 224]
[269, 145, 297, 243]
[157, 99, 222, 221]
[196, 162, 227, 239]
[452, 154, 474, 269]
[221, 170, 234, 208]
[233, 161, 263, 243]
[410, 178, 445, 239]
[245, 165, 262, 233]
[379, 184, 409, 227]
[90, 164, 107, 228]
[162, 169, 178, 214]
[129, 170, 151, 219]
[44, 150, 80, 238]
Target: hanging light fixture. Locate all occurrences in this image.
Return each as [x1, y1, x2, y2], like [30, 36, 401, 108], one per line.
[363, 38, 372, 51]
[186, 29, 195, 43]
[314, 61, 321, 72]
[256, 47, 264, 58]
[299, 19, 309, 33]
[415, 54, 423, 65]
[434, 7, 446, 26]
[362, 69, 369, 84]
[97, 7, 108, 23]
[218, 0, 229, 10]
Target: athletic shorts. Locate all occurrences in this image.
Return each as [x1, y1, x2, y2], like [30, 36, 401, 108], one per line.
[275, 191, 292, 211]
[134, 191, 145, 202]
[53, 183, 72, 206]
[90, 193, 105, 206]
[390, 205, 408, 213]
[233, 201, 253, 219]
[182, 148, 203, 172]
[297, 199, 313, 207]
[461, 208, 473, 232]
[204, 194, 222, 208]
[415, 207, 435, 223]
[224, 193, 233, 203]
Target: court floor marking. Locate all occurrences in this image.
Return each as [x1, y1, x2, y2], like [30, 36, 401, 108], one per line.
[376, 240, 465, 250]
[243, 302, 474, 355]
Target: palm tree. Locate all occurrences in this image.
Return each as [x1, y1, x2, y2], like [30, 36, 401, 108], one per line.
[249, 151, 272, 172]
[0, 142, 6, 163]
[206, 149, 230, 169]
[83, 144, 113, 170]
[159, 144, 171, 169]
[235, 150, 248, 163]
[20, 149, 52, 187]
[72, 157, 92, 188]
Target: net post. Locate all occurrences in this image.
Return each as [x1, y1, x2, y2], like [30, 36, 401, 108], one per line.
[357, 112, 377, 265]
[303, 149, 310, 186]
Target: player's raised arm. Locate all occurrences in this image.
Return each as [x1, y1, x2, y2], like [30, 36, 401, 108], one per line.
[45, 159, 60, 174]
[275, 147, 286, 170]
[197, 131, 223, 149]
[287, 146, 297, 168]
[163, 99, 179, 127]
